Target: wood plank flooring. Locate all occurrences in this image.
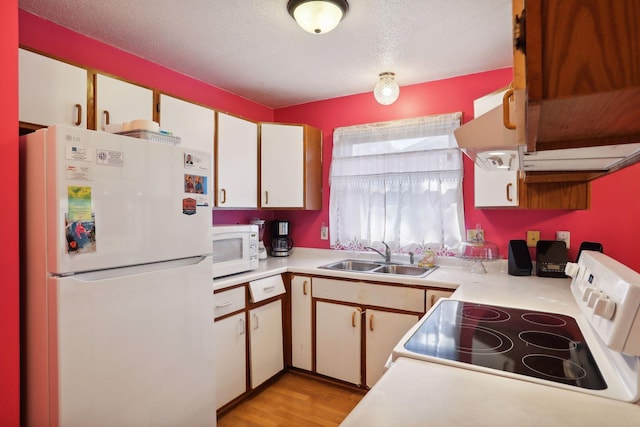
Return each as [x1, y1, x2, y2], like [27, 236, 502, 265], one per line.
[217, 372, 366, 427]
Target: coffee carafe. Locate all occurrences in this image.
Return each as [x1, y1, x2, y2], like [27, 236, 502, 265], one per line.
[270, 219, 293, 257]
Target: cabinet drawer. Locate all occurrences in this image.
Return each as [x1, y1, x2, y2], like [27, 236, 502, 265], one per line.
[214, 286, 246, 319]
[249, 275, 285, 303]
[312, 278, 425, 313]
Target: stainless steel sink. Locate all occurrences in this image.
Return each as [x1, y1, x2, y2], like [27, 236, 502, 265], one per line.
[319, 259, 383, 272]
[318, 259, 436, 278]
[372, 264, 431, 276]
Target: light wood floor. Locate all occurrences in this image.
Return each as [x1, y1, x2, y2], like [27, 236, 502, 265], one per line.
[217, 372, 366, 427]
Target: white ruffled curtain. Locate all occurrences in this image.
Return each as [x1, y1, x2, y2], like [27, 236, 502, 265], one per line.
[329, 113, 465, 255]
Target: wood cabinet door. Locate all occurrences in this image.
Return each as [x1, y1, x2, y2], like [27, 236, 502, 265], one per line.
[365, 309, 419, 387]
[216, 112, 258, 208]
[260, 123, 304, 208]
[249, 300, 284, 388]
[291, 276, 312, 371]
[315, 301, 361, 385]
[95, 74, 152, 131]
[19, 48, 88, 128]
[214, 312, 247, 409]
[159, 94, 215, 154]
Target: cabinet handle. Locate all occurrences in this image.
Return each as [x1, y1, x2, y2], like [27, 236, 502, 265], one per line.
[239, 318, 245, 335]
[103, 110, 110, 129]
[263, 285, 275, 292]
[502, 89, 516, 130]
[369, 314, 374, 331]
[74, 104, 82, 126]
[220, 189, 226, 204]
[264, 191, 269, 205]
[506, 183, 513, 202]
[303, 280, 308, 295]
[430, 294, 436, 307]
[352, 307, 362, 328]
[253, 313, 259, 330]
[215, 301, 232, 308]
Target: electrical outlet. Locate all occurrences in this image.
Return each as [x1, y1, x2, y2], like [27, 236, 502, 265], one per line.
[556, 230, 570, 249]
[320, 223, 328, 240]
[526, 230, 540, 247]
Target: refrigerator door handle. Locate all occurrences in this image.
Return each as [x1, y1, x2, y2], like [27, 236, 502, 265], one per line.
[66, 256, 210, 282]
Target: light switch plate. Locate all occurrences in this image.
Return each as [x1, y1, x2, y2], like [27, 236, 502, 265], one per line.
[527, 230, 540, 247]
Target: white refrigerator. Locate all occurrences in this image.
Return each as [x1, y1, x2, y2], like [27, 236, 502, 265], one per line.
[21, 125, 217, 426]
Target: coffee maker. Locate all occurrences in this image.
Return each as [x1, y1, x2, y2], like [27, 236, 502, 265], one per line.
[270, 219, 293, 257]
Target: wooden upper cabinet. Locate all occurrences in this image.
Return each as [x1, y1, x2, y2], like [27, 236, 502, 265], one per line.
[520, 0, 640, 152]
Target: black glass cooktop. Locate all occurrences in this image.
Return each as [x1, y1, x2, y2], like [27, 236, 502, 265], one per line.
[404, 300, 607, 390]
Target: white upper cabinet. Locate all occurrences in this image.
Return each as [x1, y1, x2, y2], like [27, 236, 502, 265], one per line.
[159, 94, 215, 154]
[95, 74, 153, 131]
[215, 112, 258, 208]
[19, 48, 88, 128]
[474, 165, 519, 207]
[260, 123, 322, 210]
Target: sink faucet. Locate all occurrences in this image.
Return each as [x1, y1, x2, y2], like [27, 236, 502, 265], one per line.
[364, 241, 391, 263]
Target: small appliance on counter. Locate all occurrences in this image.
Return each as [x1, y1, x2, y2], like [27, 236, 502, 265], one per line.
[508, 239, 533, 276]
[270, 219, 293, 257]
[250, 218, 267, 260]
[212, 224, 259, 277]
[536, 240, 568, 277]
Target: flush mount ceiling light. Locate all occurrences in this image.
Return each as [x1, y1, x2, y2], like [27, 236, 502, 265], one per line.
[374, 72, 400, 105]
[287, 0, 349, 34]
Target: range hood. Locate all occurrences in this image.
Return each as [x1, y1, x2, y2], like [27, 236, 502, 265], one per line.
[454, 88, 522, 172]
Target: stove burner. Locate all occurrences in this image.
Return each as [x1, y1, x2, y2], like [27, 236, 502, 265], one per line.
[518, 331, 578, 351]
[457, 325, 513, 354]
[461, 306, 511, 322]
[522, 354, 587, 381]
[521, 312, 567, 327]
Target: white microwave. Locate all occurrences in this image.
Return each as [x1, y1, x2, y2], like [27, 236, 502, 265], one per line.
[212, 224, 259, 278]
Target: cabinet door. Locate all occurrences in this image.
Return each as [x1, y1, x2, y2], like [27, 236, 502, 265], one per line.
[260, 123, 304, 208]
[214, 312, 247, 409]
[95, 74, 152, 131]
[315, 301, 361, 385]
[216, 112, 258, 208]
[365, 309, 419, 387]
[426, 289, 453, 310]
[19, 48, 87, 128]
[249, 300, 284, 388]
[474, 166, 519, 207]
[291, 276, 312, 371]
[159, 94, 215, 154]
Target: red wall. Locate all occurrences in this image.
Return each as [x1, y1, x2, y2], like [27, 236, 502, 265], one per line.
[1, 2, 19, 426]
[275, 70, 640, 273]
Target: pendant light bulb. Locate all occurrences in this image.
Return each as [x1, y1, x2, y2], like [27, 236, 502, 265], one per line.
[374, 72, 400, 105]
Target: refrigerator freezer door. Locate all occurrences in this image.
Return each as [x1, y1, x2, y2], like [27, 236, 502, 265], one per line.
[44, 256, 215, 426]
[24, 125, 212, 275]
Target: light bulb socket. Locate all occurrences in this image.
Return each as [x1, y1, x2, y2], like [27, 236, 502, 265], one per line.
[374, 72, 400, 105]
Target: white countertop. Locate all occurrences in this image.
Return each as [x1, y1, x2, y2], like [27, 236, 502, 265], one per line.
[341, 357, 640, 427]
[213, 247, 640, 425]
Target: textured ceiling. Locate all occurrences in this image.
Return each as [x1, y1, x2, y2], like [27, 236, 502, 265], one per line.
[18, 0, 513, 108]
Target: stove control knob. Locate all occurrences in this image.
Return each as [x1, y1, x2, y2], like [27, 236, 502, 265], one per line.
[587, 290, 600, 308]
[582, 287, 595, 303]
[594, 296, 616, 320]
[565, 262, 580, 278]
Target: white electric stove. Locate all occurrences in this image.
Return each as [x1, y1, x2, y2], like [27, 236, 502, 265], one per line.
[391, 251, 640, 403]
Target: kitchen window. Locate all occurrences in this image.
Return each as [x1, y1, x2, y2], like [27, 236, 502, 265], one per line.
[329, 113, 465, 255]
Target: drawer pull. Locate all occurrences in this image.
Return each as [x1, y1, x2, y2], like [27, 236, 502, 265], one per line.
[215, 301, 233, 308]
[263, 285, 276, 292]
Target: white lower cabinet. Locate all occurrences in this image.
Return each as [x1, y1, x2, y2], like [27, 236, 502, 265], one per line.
[313, 277, 425, 387]
[291, 275, 312, 371]
[316, 301, 362, 384]
[213, 312, 246, 409]
[249, 300, 284, 388]
[365, 309, 420, 387]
